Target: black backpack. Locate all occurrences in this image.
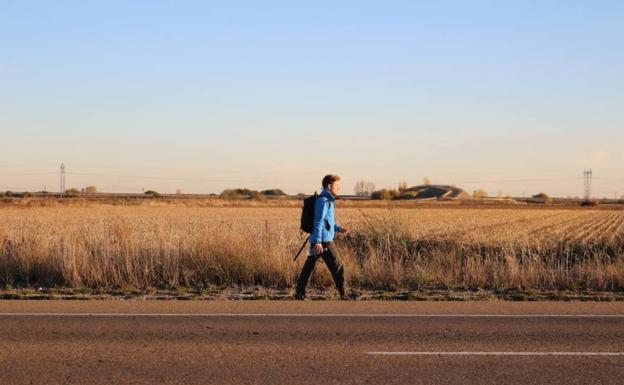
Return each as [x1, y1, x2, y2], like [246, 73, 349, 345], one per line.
[300, 192, 331, 233]
[300, 192, 319, 233]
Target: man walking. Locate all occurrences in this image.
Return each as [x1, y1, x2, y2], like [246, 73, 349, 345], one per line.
[295, 174, 350, 300]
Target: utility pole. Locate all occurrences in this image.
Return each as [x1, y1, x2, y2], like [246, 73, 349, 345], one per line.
[60, 163, 66, 198]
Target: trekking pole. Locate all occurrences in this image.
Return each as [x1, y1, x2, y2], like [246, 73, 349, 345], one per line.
[292, 236, 310, 261]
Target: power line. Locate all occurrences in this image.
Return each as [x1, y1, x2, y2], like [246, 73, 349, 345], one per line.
[66, 172, 322, 186]
[454, 177, 581, 184]
[0, 166, 601, 186]
[0, 172, 58, 177]
[72, 163, 310, 177]
[64, 172, 587, 186]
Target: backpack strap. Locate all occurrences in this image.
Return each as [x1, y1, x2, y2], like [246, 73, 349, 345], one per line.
[321, 196, 330, 211]
[320, 196, 331, 230]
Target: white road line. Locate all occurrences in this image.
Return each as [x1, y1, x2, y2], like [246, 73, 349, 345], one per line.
[368, 352, 624, 356]
[0, 313, 623, 318]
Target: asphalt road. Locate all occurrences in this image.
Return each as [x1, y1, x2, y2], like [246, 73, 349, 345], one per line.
[1, 301, 623, 385]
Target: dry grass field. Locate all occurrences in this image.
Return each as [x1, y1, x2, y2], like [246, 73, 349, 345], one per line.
[1, 200, 623, 295]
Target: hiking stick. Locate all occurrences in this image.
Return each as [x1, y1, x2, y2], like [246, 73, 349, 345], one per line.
[292, 235, 310, 261]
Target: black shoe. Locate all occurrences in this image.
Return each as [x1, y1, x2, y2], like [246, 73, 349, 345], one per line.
[294, 292, 305, 300]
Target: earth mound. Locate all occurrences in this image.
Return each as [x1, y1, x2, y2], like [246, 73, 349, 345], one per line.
[403, 185, 472, 200]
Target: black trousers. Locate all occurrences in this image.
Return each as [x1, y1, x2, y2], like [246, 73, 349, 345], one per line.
[296, 241, 345, 296]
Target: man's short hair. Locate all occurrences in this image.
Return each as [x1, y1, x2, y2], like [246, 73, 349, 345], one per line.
[322, 174, 341, 189]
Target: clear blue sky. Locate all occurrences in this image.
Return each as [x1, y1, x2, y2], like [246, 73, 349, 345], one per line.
[1, 1, 623, 197]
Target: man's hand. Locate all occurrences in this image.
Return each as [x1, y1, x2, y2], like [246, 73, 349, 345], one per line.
[339, 228, 350, 236]
[314, 243, 324, 255]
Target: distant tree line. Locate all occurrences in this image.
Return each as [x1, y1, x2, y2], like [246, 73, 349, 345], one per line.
[220, 188, 286, 200]
[371, 188, 420, 200]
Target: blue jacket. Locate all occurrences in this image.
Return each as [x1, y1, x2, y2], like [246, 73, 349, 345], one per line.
[309, 188, 342, 244]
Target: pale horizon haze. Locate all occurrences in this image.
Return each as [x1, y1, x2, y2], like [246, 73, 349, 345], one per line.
[1, 1, 623, 197]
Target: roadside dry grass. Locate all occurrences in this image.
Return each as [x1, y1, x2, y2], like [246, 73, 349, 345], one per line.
[0, 202, 623, 294]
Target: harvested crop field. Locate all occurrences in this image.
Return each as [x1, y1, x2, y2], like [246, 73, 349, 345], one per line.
[1, 202, 623, 294]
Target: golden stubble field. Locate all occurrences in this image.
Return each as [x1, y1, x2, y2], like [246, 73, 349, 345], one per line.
[1, 201, 623, 293]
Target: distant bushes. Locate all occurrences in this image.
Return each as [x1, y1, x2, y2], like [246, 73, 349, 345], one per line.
[371, 189, 416, 200]
[65, 188, 80, 197]
[473, 189, 488, 199]
[221, 188, 287, 200]
[532, 192, 553, 204]
[371, 189, 396, 200]
[260, 189, 286, 196]
[144, 190, 161, 198]
[221, 188, 262, 200]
